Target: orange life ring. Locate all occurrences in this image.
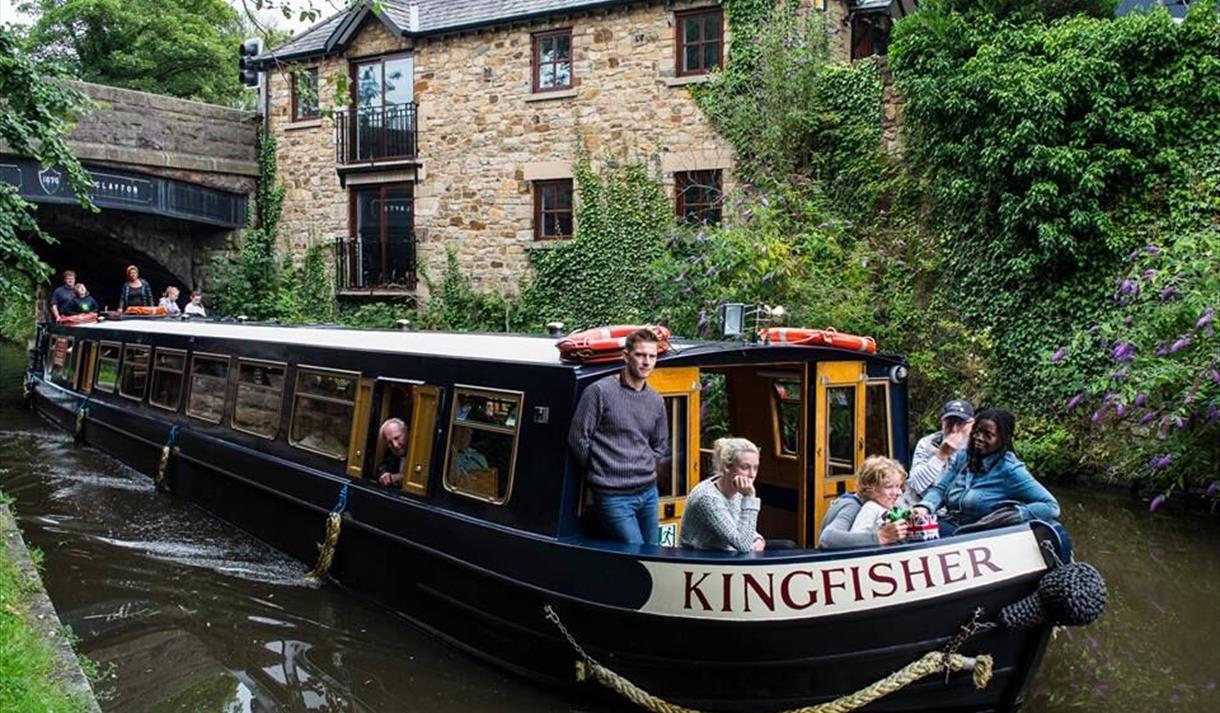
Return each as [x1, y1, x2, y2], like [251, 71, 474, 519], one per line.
[124, 306, 167, 316]
[760, 326, 876, 353]
[56, 313, 99, 326]
[556, 324, 672, 363]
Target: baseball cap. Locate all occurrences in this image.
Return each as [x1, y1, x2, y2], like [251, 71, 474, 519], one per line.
[941, 399, 974, 422]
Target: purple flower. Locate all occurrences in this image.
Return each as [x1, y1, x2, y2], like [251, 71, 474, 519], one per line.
[1111, 341, 1136, 363]
[1127, 249, 1142, 261]
[1155, 341, 1169, 357]
[1169, 336, 1191, 353]
[1212, 369, 1220, 385]
[1149, 493, 1166, 512]
[1139, 412, 1158, 426]
[1148, 453, 1174, 471]
[1196, 307, 1214, 331]
[704, 265, 717, 278]
[1160, 285, 1178, 302]
[1091, 409, 1106, 423]
[1086, 324, 1100, 335]
[1050, 346, 1068, 364]
[1065, 393, 1086, 411]
[1208, 405, 1220, 425]
[1102, 391, 1115, 404]
[1134, 393, 1147, 408]
[696, 309, 709, 337]
[1206, 482, 1220, 498]
[1123, 315, 1133, 326]
[1142, 269, 1157, 281]
[1145, 244, 1162, 256]
[1119, 278, 1139, 297]
[1115, 402, 1128, 418]
[1110, 368, 1127, 382]
[695, 228, 708, 244]
[1172, 415, 1187, 429]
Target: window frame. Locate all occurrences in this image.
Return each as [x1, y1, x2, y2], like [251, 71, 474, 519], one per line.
[769, 374, 803, 460]
[230, 358, 287, 440]
[289, 365, 360, 460]
[186, 352, 231, 424]
[442, 385, 524, 505]
[348, 181, 415, 287]
[533, 178, 573, 241]
[675, 6, 725, 77]
[149, 347, 187, 413]
[291, 66, 320, 121]
[46, 335, 76, 387]
[94, 341, 121, 393]
[531, 28, 573, 93]
[824, 384, 858, 479]
[117, 344, 151, 402]
[864, 379, 893, 459]
[675, 169, 723, 226]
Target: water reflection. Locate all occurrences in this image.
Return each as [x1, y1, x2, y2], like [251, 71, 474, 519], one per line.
[1, 346, 1217, 712]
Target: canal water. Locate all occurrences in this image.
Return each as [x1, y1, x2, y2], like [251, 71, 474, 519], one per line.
[1, 345, 1217, 712]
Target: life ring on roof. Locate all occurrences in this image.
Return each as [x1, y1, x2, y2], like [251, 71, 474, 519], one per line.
[124, 306, 167, 317]
[556, 324, 672, 363]
[760, 326, 876, 353]
[56, 313, 99, 326]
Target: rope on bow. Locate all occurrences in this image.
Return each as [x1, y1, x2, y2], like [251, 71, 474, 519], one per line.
[306, 482, 350, 582]
[155, 425, 181, 491]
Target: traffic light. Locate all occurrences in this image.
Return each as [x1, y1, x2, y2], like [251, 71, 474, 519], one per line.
[238, 38, 262, 88]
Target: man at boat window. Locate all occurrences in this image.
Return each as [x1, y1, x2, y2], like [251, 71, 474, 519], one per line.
[375, 418, 408, 487]
[901, 399, 974, 508]
[449, 425, 489, 482]
[49, 269, 77, 322]
[567, 327, 670, 545]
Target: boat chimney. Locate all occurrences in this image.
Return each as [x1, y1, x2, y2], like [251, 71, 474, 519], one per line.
[395, 319, 412, 331]
[546, 321, 565, 338]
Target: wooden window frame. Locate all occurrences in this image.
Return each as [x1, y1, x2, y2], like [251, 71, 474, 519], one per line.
[291, 66, 320, 121]
[865, 379, 893, 459]
[348, 52, 414, 108]
[675, 169, 723, 225]
[532, 28, 573, 93]
[186, 352, 230, 424]
[230, 358, 287, 440]
[117, 344, 150, 402]
[769, 374, 803, 460]
[442, 385, 524, 505]
[675, 7, 724, 77]
[349, 182, 415, 285]
[533, 178, 573, 241]
[289, 365, 360, 460]
[94, 341, 121, 393]
[149, 348, 187, 413]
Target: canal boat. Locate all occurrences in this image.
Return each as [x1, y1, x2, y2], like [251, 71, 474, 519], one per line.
[28, 319, 1071, 712]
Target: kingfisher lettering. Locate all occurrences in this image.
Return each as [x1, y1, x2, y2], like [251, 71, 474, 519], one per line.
[640, 530, 1047, 621]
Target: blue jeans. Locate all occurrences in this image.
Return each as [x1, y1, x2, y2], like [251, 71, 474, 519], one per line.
[593, 486, 659, 545]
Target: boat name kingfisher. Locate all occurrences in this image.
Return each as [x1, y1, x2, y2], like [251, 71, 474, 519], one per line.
[639, 530, 1048, 621]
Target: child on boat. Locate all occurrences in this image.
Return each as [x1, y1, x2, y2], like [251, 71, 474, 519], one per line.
[849, 456, 908, 539]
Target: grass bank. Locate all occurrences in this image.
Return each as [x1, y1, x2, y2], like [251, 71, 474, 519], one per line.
[0, 497, 95, 713]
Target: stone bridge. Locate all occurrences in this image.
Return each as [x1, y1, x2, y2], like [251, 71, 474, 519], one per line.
[1, 81, 259, 309]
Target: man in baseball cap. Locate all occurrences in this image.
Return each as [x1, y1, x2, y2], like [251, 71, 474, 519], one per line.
[901, 399, 975, 506]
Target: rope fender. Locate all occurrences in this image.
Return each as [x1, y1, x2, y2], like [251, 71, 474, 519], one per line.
[155, 425, 181, 491]
[543, 605, 992, 713]
[74, 397, 90, 441]
[306, 483, 349, 581]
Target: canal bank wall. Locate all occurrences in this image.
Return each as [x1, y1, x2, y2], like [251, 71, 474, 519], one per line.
[0, 502, 103, 713]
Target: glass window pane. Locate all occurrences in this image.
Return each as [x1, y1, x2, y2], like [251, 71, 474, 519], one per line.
[49, 337, 76, 386]
[384, 57, 413, 105]
[661, 396, 689, 498]
[455, 392, 518, 429]
[119, 347, 149, 399]
[356, 63, 382, 107]
[187, 356, 228, 422]
[556, 212, 573, 238]
[540, 64, 556, 89]
[556, 183, 573, 209]
[539, 36, 555, 63]
[557, 35, 570, 60]
[446, 389, 522, 503]
[541, 184, 557, 211]
[685, 44, 700, 73]
[685, 17, 701, 43]
[773, 379, 802, 456]
[553, 61, 571, 88]
[704, 42, 720, 70]
[705, 14, 722, 40]
[543, 213, 558, 237]
[827, 386, 856, 477]
[865, 384, 891, 458]
[291, 369, 356, 460]
[233, 362, 284, 438]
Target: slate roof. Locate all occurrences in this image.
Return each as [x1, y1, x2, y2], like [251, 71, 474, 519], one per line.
[255, 0, 655, 65]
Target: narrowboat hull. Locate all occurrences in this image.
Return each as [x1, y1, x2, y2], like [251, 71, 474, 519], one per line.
[32, 377, 1057, 712]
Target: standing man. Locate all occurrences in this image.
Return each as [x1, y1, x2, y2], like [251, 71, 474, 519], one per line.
[902, 399, 974, 506]
[48, 269, 77, 321]
[568, 328, 670, 545]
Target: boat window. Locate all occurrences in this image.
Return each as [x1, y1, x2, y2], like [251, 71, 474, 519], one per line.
[443, 387, 522, 504]
[118, 345, 150, 401]
[187, 353, 230, 423]
[47, 336, 76, 387]
[232, 360, 286, 439]
[658, 395, 690, 498]
[771, 377, 802, 457]
[290, 367, 358, 459]
[149, 349, 186, 412]
[95, 342, 121, 393]
[865, 381, 891, 458]
[826, 385, 856, 477]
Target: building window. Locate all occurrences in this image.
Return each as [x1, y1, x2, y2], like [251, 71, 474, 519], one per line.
[292, 67, 320, 121]
[675, 170, 723, 225]
[532, 29, 572, 92]
[676, 7, 724, 76]
[534, 179, 573, 240]
[851, 14, 892, 60]
[346, 184, 415, 289]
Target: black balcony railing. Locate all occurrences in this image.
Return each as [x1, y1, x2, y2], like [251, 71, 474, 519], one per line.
[335, 103, 418, 164]
[335, 234, 417, 291]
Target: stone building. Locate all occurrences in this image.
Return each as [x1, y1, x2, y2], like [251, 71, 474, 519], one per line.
[253, 0, 905, 301]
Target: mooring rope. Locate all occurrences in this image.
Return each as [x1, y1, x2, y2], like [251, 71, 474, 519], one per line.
[155, 425, 181, 491]
[306, 482, 350, 581]
[542, 605, 992, 713]
[74, 396, 90, 441]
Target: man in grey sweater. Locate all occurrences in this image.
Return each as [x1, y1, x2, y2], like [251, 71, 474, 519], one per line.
[568, 328, 670, 544]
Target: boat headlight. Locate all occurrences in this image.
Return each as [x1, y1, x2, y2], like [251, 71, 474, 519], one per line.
[890, 365, 909, 383]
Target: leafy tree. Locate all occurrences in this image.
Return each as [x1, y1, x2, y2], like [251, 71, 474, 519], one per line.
[21, 0, 250, 106]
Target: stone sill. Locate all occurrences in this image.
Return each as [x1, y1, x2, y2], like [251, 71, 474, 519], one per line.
[284, 118, 323, 131]
[524, 88, 580, 103]
[526, 238, 573, 250]
[662, 74, 713, 88]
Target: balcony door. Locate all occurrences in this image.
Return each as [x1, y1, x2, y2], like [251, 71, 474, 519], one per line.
[349, 183, 414, 289]
[351, 54, 415, 161]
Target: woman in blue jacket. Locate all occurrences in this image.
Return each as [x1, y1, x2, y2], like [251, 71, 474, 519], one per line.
[913, 409, 1059, 536]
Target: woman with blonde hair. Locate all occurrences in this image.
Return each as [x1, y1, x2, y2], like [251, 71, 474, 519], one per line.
[679, 437, 765, 552]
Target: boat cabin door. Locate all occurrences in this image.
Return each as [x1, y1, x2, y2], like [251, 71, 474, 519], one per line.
[647, 367, 701, 547]
[812, 361, 866, 544]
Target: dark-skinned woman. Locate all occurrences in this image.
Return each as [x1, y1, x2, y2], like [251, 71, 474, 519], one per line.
[913, 409, 1059, 537]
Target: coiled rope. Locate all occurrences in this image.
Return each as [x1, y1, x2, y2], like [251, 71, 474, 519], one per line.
[306, 482, 349, 581]
[74, 397, 90, 441]
[542, 605, 992, 713]
[155, 425, 181, 491]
